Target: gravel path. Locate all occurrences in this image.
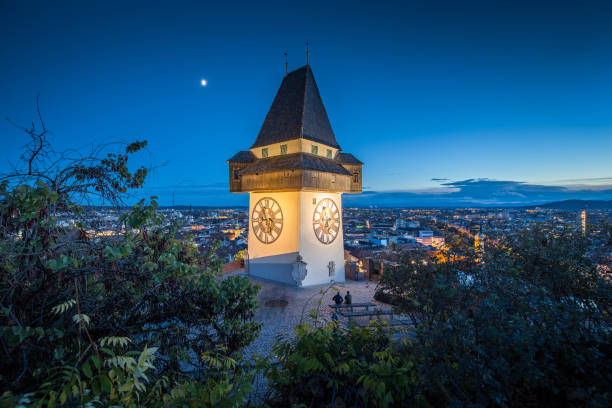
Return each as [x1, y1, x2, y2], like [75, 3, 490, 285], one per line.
[224, 271, 384, 402]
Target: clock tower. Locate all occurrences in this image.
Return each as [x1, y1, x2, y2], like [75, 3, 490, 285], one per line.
[228, 65, 363, 286]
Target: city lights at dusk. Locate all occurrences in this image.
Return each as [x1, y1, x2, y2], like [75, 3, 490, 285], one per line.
[1, 1, 610, 406]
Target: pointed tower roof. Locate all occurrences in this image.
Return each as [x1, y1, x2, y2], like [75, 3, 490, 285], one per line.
[251, 65, 340, 149]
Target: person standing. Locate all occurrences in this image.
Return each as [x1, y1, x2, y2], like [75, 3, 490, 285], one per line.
[332, 291, 343, 305]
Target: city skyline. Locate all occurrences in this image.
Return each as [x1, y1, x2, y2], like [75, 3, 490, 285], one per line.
[2, 0, 612, 206]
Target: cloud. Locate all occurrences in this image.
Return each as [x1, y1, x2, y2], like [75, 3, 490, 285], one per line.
[343, 178, 612, 207]
[430, 177, 449, 182]
[547, 177, 612, 185]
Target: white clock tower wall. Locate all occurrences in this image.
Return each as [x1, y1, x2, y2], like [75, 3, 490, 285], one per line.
[248, 191, 300, 285]
[247, 190, 345, 287]
[298, 191, 345, 286]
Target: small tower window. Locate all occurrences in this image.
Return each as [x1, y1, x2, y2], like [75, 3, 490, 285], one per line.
[280, 144, 288, 155]
[353, 172, 359, 183]
[312, 172, 318, 178]
[327, 149, 333, 159]
[261, 148, 269, 158]
[311, 145, 318, 155]
[331, 175, 336, 182]
[233, 169, 240, 180]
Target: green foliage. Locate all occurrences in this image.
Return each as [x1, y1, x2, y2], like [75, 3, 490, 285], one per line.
[377, 226, 612, 407]
[50, 299, 76, 315]
[266, 321, 422, 408]
[0, 134, 261, 406]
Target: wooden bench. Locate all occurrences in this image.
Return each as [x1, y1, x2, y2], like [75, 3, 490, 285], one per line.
[342, 309, 394, 322]
[354, 318, 411, 328]
[328, 302, 376, 312]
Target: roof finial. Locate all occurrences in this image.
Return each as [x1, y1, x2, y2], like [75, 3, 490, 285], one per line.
[284, 51, 288, 76]
[306, 40, 310, 65]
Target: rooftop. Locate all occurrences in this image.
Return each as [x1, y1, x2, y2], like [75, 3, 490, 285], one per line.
[251, 65, 340, 150]
[240, 152, 352, 176]
[335, 152, 363, 165]
[227, 151, 257, 163]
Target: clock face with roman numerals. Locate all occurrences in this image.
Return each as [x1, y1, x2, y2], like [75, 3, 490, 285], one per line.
[313, 198, 340, 244]
[251, 197, 283, 244]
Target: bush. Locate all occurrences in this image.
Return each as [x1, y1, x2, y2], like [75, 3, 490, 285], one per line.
[377, 227, 612, 407]
[372, 289, 395, 305]
[0, 118, 262, 406]
[265, 317, 422, 408]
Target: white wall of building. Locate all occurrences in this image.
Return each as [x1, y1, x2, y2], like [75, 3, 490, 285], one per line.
[248, 192, 300, 259]
[247, 190, 345, 287]
[298, 191, 345, 286]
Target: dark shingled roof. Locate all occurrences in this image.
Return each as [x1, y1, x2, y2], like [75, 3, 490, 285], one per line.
[227, 151, 257, 163]
[251, 65, 340, 149]
[240, 153, 351, 176]
[335, 152, 363, 165]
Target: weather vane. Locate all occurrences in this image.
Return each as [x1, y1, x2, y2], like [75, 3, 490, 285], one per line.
[306, 40, 310, 65]
[284, 51, 288, 75]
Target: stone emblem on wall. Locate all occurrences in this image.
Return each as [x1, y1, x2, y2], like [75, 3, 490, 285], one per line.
[291, 254, 308, 286]
[328, 260, 335, 277]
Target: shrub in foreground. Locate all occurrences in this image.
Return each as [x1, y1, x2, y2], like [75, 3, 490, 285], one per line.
[0, 119, 262, 407]
[265, 318, 422, 408]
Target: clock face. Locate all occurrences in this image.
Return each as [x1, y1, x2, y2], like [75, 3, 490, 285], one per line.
[251, 197, 283, 244]
[313, 198, 340, 244]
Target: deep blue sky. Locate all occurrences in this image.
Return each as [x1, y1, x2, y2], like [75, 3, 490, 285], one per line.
[2, 0, 612, 206]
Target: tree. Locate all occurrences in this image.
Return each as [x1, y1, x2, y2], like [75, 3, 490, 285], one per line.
[377, 225, 612, 407]
[0, 109, 262, 406]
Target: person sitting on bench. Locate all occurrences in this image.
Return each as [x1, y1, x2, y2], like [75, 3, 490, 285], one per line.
[344, 291, 352, 305]
[332, 291, 343, 305]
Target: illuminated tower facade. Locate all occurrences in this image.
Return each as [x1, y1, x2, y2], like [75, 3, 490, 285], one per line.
[578, 210, 587, 236]
[474, 232, 485, 252]
[227, 65, 363, 286]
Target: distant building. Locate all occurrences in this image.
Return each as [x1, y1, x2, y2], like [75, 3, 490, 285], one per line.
[474, 232, 485, 252]
[344, 250, 369, 280]
[578, 210, 587, 236]
[416, 230, 433, 246]
[394, 218, 407, 230]
[416, 230, 445, 248]
[369, 236, 388, 246]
